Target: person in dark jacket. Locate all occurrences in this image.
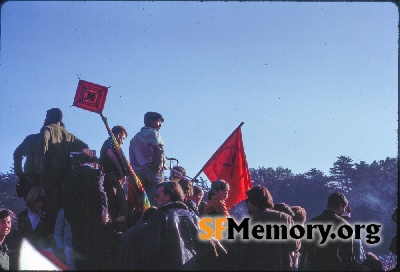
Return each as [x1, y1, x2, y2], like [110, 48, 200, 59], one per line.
[35, 108, 89, 232]
[62, 150, 109, 270]
[143, 182, 200, 270]
[117, 207, 157, 270]
[299, 191, 355, 271]
[241, 185, 300, 271]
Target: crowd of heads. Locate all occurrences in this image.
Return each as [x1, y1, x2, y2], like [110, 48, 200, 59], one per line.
[4, 107, 396, 271]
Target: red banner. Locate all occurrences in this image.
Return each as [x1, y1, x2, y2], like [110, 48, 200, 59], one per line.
[203, 124, 252, 209]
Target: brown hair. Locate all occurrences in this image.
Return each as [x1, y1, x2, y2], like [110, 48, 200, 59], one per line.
[25, 186, 46, 208]
[327, 191, 348, 209]
[111, 126, 128, 138]
[246, 185, 274, 209]
[0, 208, 15, 221]
[156, 182, 185, 202]
[144, 112, 164, 126]
[178, 178, 193, 198]
[211, 180, 230, 192]
[291, 206, 307, 224]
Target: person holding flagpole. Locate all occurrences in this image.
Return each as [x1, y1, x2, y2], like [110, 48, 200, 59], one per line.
[100, 125, 129, 231]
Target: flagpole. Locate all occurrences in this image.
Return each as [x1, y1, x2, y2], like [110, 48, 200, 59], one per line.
[100, 113, 150, 213]
[72, 79, 149, 214]
[193, 122, 244, 180]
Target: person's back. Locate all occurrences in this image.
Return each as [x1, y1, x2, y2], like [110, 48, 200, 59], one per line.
[35, 108, 89, 232]
[143, 202, 199, 270]
[36, 123, 88, 174]
[117, 207, 157, 270]
[63, 153, 109, 270]
[118, 219, 148, 270]
[245, 208, 297, 271]
[63, 164, 106, 227]
[14, 133, 41, 199]
[243, 185, 300, 271]
[14, 133, 41, 176]
[305, 210, 352, 271]
[300, 192, 354, 271]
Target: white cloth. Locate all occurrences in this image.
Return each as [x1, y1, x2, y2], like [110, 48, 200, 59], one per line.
[27, 209, 41, 230]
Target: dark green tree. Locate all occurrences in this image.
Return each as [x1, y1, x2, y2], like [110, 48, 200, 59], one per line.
[0, 172, 25, 217]
[327, 156, 355, 192]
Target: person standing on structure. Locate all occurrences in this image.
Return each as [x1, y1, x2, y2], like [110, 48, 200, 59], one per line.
[129, 112, 166, 207]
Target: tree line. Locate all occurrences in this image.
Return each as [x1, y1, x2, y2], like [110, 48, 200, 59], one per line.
[248, 156, 398, 256]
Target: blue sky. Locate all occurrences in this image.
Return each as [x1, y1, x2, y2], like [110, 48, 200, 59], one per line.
[0, 1, 398, 182]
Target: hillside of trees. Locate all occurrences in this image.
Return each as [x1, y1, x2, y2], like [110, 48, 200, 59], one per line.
[231, 156, 398, 256]
[0, 172, 25, 215]
[1, 156, 398, 257]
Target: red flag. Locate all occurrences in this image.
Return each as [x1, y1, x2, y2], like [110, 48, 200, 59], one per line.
[202, 123, 252, 209]
[73, 80, 108, 114]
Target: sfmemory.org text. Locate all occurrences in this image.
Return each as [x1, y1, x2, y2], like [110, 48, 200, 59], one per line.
[199, 217, 381, 245]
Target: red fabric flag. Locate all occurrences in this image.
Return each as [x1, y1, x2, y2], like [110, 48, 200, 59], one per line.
[202, 123, 252, 209]
[73, 80, 108, 114]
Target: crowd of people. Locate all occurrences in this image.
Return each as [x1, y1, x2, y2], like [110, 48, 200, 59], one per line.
[0, 107, 397, 271]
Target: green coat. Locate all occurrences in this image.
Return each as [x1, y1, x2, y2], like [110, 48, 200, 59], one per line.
[35, 124, 88, 173]
[13, 133, 41, 176]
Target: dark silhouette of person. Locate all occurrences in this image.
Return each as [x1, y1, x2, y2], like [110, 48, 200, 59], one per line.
[299, 191, 355, 271]
[241, 185, 300, 271]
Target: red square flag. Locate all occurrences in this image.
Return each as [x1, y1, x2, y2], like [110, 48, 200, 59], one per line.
[73, 80, 108, 114]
